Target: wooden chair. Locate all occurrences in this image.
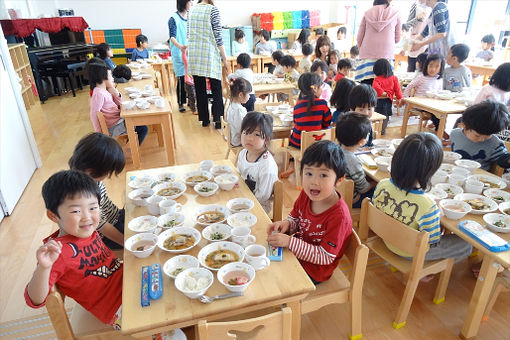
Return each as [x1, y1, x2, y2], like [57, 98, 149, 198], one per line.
[96, 111, 132, 147]
[482, 269, 510, 321]
[337, 178, 361, 224]
[358, 198, 454, 330]
[490, 141, 510, 176]
[46, 286, 134, 340]
[284, 128, 334, 187]
[272, 179, 284, 222]
[220, 116, 242, 164]
[197, 306, 292, 340]
[301, 229, 369, 340]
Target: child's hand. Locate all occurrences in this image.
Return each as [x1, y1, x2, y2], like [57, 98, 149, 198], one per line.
[267, 232, 291, 248]
[36, 240, 62, 269]
[107, 86, 120, 97]
[398, 98, 406, 106]
[267, 220, 290, 235]
[179, 44, 187, 52]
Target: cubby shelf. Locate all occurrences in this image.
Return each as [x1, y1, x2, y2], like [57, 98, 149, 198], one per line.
[8, 43, 38, 110]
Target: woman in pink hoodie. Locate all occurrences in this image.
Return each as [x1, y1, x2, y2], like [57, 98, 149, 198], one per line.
[355, 0, 401, 85]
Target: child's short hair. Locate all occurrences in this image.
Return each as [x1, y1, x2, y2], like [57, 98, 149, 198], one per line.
[177, 0, 191, 12]
[300, 140, 346, 181]
[350, 45, 359, 57]
[335, 112, 372, 147]
[302, 43, 313, 56]
[97, 43, 111, 59]
[136, 34, 148, 47]
[337, 26, 347, 35]
[280, 55, 296, 68]
[481, 34, 495, 44]
[259, 29, 270, 41]
[462, 101, 510, 135]
[271, 50, 285, 63]
[416, 52, 428, 69]
[112, 65, 132, 80]
[311, 60, 328, 73]
[373, 58, 393, 77]
[234, 28, 245, 41]
[330, 78, 356, 112]
[348, 84, 377, 110]
[489, 62, 510, 92]
[240, 112, 273, 147]
[68, 132, 125, 179]
[422, 53, 445, 79]
[391, 133, 443, 193]
[450, 44, 470, 63]
[87, 62, 109, 90]
[327, 50, 339, 64]
[236, 53, 251, 68]
[337, 58, 353, 70]
[315, 28, 324, 36]
[42, 170, 101, 217]
[230, 77, 252, 98]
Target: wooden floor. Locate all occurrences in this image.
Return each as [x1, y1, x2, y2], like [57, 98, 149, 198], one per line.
[1, 88, 508, 339]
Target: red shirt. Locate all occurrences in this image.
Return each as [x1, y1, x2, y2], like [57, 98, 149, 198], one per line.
[334, 72, 345, 82]
[289, 97, 331, 148]
[25, 231, 123, 324]
[287, 190, 352, 282]
[372, 75, 403, 101]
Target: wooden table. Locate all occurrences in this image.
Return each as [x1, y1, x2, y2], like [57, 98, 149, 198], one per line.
[258, 51, 305, 73]
[122, 160, 315, 338]
[151, 60, 175, 98]
[465, 63, 496, 85]
[401, 97, 466, 138]
[227, 55, 261, 74]
[253, 82, 296, 107]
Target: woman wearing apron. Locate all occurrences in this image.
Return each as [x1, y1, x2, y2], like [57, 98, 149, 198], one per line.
[187, 0, 230, 129]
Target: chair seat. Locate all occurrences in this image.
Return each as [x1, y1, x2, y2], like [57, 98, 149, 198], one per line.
[70, 304, 117, 338]
[302, 267, 351, 314]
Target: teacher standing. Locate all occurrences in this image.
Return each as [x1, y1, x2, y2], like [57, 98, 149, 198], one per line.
[187, 0, 230, 129]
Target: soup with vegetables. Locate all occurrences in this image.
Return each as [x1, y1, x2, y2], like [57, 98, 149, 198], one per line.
[163, 234, 195, 250]
[231, 203, 250, 212]
[197, 211, 225, 224]
[223, 271, 250, 285]
[204, 250, 239, 269]
[132, 240, 155, 251]
[157, 187, 182, 196]
[186, 175, 208, 183]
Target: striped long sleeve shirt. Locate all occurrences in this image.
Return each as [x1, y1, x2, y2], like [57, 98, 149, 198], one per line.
[289, 97, 332, 148]
[97, 181, 121, 231]
[403, 74, 442, 98]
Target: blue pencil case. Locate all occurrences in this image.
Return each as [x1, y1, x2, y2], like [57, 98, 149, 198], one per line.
[458, 220, 510, 252]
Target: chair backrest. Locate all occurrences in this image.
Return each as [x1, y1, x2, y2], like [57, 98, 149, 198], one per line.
[220, 116, 231, 143]
[343, 229, 369, 288]
[45, 286, 77, 340]
[96, 111, 110, 136]
[197, 307, 292, 340]
[273, 179, 284, 221]
[300, 128, 334, 155]
[337, 178, 355, 215]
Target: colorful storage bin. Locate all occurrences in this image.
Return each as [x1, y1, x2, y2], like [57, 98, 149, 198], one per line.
[292, 11, 303, 29]
[301, 10, 310, 28]
[283, 11, 293, 29]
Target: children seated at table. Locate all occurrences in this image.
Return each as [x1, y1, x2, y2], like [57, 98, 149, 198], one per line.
[450, 101, 510, 171]
[69, 133, 126, 250]
[310, 60, 332, 101]
[226, 78, 251, 147]
[112, 65, 131, 83]
[267, 140, 352, 284]
[474, 63, 510, 106]
[348, 83, 377, 146]
[271, 50, 285, 77]
[349, 45, 360, 69]
[88, 63, 148, 144]
[237, 112, 278, 213]
[291, 28, 310, 53]
[298, 43, 314, 73]
[314, 35, 331, 63]
[330, 78, 356, 124]
[413, 52, 428, 79]
[131, 34, 149, 61]
[326, 50, 340, 81]
[232, 28, 249, 56]
[443, 44, 472, 92]
[372, 58, 403, 135]
[334, 58, 353, 82]
[227, 53, 255, 111]
[372, 133, 472, 263]
[336, 113, 376, 208]
[280, 55, 300, 83]
[97, 43, 115, 70]
[475, 34, 496, 62]
[255, 29, 276, 56]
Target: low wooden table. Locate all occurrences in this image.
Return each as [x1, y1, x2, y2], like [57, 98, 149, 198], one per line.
[465, 63, 497, 86]
[151, 60, 175, 98]
[253, 82, 296, 107]
[122, 160, 315, 338]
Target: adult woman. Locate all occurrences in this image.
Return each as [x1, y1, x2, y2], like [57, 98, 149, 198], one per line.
[355, 0, 401, 85]
[314, 35, 332, 63]
[187, 0, 230, 128]
[168, 0, 192, 113]
[411, 0, 454, 58]
[291, 29, 310, 53]
[404, 0, 430, 72]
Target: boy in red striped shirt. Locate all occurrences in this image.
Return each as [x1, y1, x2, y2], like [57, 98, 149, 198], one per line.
[267, 141, 352, 284]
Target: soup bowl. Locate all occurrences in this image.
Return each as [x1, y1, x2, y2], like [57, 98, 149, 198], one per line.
[439, 199, 472, 220]
[226, 198, 254, 213]
[198, 241, 245, 271]
[127, 215, 158, 233]
[125, 233, 158, 258]
[217, 262, 256, 292]
[183, 170, 212, 186]
[157, 227, 201, 253]
[128, 188, 153, 206]
[157, 212, 185, 229]
[152, 182, 186, 200]
[163, 255, 200, 279]
[193, 205, 229, 226]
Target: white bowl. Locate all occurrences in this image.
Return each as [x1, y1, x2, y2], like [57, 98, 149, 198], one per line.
[453, 193, 498, 215]
[124, 86, 138, 93]
[483, 189, 510, 205]
[202, 223, 232, 242]
[128, 188, 154, 206]
[483, 213, 510, 233]
[194, 181, 219, 197]
[183, 170, 213, 186]
[198, 241, 245, 271]
[372, 139, 392, 148]
[435, 183, 463, 198]
[439, 163, 462, 175]
[280, 115, 293, 127]
[152, 182, 186, 200]
[374, 156, 392, 172]
[158, 212, 185, 228]
[439, 199, 472, 220]
[156, 172, 176, 182]
[226, 198, 255, 213]
[129, 92, 142, 98]
[217, 262, 256, 292]
[455, 159, 481, 173]
[125, 233, 158, 258]
[443, 151, 462, 164]
[227, 212, 258, 229]
[431, 170, 448, 186]
[371, 148, 394, 158]
[498, 202, 510, 215]
[467, 174, 507, 190]
[157, 227, 201, 253]
[425, 91, 436, 98]
[175, 267, 214, 299]
[141, 90, 154, 97]
[210, 165, 234, 177]
[128, 174, 155, 189]
[199, 160, 214, 172]
[214, 174, 239, 191]
[193, 205, 229, 226]
[122, 100, 136, 110]
[391, 138, 404, 147]
[136, 101, 150, 110]
[426, 187, 448, 201]
[140, 73, 152, 79]
[127, 215, 158, 233]
[163, 255, 200, 279]
[147, 95, 163, 104]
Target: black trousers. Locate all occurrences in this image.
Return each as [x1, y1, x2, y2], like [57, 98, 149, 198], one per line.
[193, 75, 224, 123]
[407, 57, 417, 72]
[177, 76, 186, 106]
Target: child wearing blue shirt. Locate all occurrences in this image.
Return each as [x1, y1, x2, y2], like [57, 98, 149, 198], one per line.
[131, 34, 149, 61]
[97, 43, 115, 70]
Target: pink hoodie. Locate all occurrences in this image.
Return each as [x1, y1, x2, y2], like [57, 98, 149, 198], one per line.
[357, 4, 402, 59]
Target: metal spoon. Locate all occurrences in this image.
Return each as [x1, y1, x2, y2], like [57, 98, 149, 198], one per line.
[198, 292, 244, 304]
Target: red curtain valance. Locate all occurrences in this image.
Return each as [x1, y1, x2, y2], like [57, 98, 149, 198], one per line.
[1, 17, 89, 37]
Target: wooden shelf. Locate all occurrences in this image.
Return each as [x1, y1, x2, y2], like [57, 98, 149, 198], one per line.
[8, 43, 38, 111]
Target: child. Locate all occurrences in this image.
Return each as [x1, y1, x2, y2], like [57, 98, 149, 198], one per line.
[69, 133, 126, 250]
[450, 101, 510, 171]
[349, 45, 360, 69]
[271, 50, 285, 77]
[291, 29, 310, 53]
[267, 140, 352, 284]
[474, 63, 510, 106]
[330, 78, 356, 124]
[254, 29, 276, 55]
[97, 43, 115, 70]
[25, 170, 123, 327]
[372, 58, 404, 135]
[131, 34, 149, 61]
[112, 65, 131, 83]
[310, 27, 325, 48]
[237, 112, 278, 213]
[232, 28, 249, 56]
[413, 52, 428, 78]
[310, 60, 332, 101]
[476, 34, 496, 62]
[334, 58, 353, 82]
[443, 44, 472, 92]
[372, 133, 472, 262]
[280, 55, 300, 83]
[326, 50, 340, 81]
[348, 83, 377, 146]
[333, 26, 349, 53]
[336, 113, 376, 208]
[314, 35, 331, 63]
[88, 63, 148, 144]
[298, 43, 314, 73]
[226, 78, 251, 147]
[227, 53, 255, 111]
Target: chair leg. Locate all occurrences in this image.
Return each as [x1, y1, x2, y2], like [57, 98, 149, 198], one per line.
[350, 292, 363, 340]
[225, 148, 230, 160]
[393, 275, 421, 329]
[482, 282, 507, 321]
[433, 258, 454, 304]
